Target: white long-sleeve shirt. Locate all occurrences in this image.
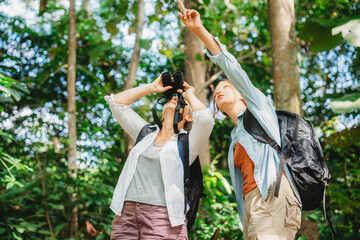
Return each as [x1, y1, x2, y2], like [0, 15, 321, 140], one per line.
[105, 94, 214, 226]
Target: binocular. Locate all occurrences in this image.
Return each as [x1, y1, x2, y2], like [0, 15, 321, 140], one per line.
[161, 71, 184, 100]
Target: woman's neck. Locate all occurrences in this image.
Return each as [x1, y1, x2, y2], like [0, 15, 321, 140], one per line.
[155, 118, 175, 145]
[225, 101, 246, 127]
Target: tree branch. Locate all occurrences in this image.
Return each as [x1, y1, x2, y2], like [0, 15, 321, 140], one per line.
[35, 151, 55, 238]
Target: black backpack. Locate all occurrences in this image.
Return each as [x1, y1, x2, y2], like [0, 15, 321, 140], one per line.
[243, 109, 335, 235]
[134, 124, 206, 230]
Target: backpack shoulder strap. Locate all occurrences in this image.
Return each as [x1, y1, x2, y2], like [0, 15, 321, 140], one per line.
[178, 133, 189, 180]
[134, 124, 157, 145]
[178, 132, 190, 214]
[243, 109, 285, 198]
[243, 109, 282, 152]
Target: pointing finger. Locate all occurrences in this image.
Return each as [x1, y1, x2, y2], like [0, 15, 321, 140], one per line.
[178, 0, 186, 13]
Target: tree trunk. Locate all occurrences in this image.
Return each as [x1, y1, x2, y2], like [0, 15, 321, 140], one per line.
[122, 0, 145, 155]
[81, 0, 91, 17]
[184, 0, 210, 167]
[40, 0, 47, 13]
[267, 0, 317, 239]
[67, 0, 78, 236]
[268, 0, 303, 114]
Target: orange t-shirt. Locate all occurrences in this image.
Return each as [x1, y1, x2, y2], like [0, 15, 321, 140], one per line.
[233, 142, 257, 197]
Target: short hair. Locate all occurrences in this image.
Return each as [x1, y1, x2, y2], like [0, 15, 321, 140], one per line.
[183, 106, 193, 132]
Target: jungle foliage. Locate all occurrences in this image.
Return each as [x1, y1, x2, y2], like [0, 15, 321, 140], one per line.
[0, 0, 359, 239]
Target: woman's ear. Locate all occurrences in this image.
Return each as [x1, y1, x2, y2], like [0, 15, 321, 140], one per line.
[185, 114, 193, 123]
[238, 94, 246, 105]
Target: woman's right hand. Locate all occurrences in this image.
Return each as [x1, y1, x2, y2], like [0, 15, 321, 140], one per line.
[178, 0, 202, 31]
[151, 74, 173, 93]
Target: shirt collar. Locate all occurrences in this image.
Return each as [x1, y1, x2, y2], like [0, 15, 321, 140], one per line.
[230, 107, 247, 142]
[238, 107, 246, 118]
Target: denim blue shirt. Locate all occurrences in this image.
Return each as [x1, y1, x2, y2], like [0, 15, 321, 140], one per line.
[207, 37, 301, 224]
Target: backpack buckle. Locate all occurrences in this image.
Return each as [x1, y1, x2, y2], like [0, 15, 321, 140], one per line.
[268, 139, 277, 148]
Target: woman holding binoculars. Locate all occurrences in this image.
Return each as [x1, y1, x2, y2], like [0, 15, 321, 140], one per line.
[178, 0, 302, 239]
[105, 73, 214, 239]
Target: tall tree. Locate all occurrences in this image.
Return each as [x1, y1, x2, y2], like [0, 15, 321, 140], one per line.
[122, 0, 145, 154]
[40, 0, 47, 13]
[268, 0, 303, 114]
[67, 0, 78, 236]
[81, 0, 91, 17]
[184, 0, 210, 167]
[267, 0, 316, 238]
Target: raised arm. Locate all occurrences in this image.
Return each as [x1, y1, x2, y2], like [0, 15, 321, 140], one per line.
[105, 75, 172, 141]
[113, 75, 172, 105]
[180, 82, 206, 112]
[178, 0, 281, 144]
[178, 0, 221, 56]
[177, 81, 214, 164]
[178, 0, 260, 107]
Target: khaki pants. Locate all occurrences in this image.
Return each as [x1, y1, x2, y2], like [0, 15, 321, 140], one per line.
[243, 175, 302, 240]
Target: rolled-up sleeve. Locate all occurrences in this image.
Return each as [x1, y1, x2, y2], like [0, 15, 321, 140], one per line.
[104, 94, 148, 141]
[188, 108, 215, 165]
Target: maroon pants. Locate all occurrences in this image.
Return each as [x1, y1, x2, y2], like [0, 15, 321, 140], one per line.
[111, 201, 188, 240]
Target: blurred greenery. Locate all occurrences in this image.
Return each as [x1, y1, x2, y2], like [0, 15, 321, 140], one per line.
[0, 0, 359, 239]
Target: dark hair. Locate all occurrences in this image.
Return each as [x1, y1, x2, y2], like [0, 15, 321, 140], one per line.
[183, 107, 193, 131]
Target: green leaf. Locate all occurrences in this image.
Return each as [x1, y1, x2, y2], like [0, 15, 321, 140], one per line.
[0, 85, 11, 95]
[0, 74, 18, 83]
[47, 46, 62, 60]
[54, 222, 67, 235]
[330, 92, 360, 114]
[332, 19, 360, 47]
[96, 234, 106, 240]
[19, 221, 38, 232]
[48, 203, 65, 210]
[162, 49, 173, 59]
[140, 39, 152, 50]
[7, 88, 21, 101]
[14, 226, 24, 234]
[0, 79, 12, 87]
[12, 83, 30, 94]
[105, 20, 119, 36]
[38, 229, 52, 235]
[6, 182, 14, 190]
[12, 231, 22, 240]
[0, 129, 14, 141]
[299, 19, 343, 52]
[213, 172, 232, 194]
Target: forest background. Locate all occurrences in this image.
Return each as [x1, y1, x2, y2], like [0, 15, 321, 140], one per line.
[0, 0, 359, 239]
